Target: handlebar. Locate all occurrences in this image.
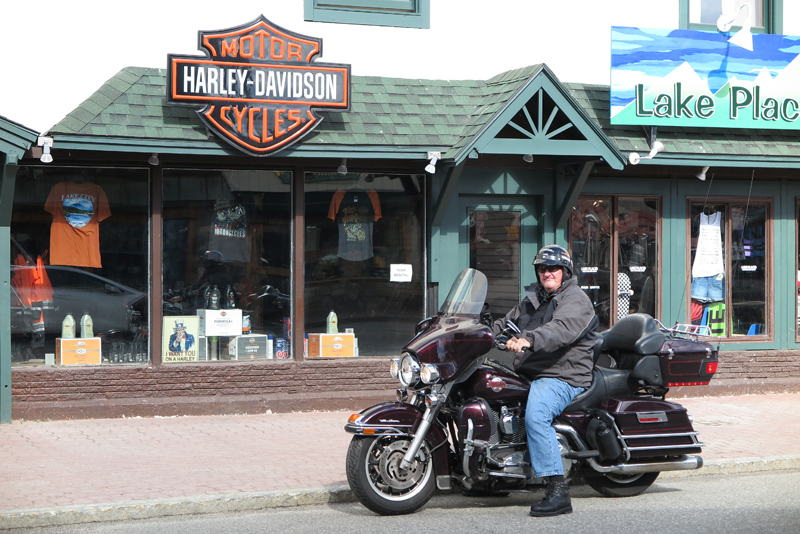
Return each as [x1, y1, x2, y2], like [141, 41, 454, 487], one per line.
[494, 320, 521, 351]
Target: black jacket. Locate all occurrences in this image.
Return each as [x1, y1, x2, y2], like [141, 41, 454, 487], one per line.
[492, 276, 597, 388]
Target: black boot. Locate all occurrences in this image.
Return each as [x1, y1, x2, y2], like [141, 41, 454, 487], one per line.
[530, 478, 572, 517]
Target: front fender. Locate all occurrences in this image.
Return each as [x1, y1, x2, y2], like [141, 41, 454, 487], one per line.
[345, 402, 450, 480]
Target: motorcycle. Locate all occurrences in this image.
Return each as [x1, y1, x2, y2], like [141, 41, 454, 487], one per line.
[345, 268, 719, 515]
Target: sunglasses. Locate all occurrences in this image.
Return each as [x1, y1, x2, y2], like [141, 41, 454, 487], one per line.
[536, 265, 562, 274]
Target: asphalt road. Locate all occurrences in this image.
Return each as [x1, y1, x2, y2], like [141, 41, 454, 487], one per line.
[6, 470, 799, 534]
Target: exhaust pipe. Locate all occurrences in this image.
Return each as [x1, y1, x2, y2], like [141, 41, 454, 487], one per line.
[552, 424, 704, 475]
[587, 455, 703, 474]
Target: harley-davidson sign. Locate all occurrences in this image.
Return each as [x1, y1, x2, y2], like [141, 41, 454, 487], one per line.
[167, 15, 350, 156]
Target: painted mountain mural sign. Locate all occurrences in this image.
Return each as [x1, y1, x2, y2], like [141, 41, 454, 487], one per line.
[167, 15, 350, 156]
[611, 27, 800, 130]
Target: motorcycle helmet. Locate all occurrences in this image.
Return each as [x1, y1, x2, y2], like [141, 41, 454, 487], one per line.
[533, 244, 573, 278]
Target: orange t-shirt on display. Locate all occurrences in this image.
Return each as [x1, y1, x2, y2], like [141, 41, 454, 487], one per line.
[44, 182, 111, 268]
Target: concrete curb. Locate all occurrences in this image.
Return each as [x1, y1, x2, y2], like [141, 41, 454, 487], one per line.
[660, 454, 800, 478]
[2, 456, 798, 530]
[0, 486, 355, 530]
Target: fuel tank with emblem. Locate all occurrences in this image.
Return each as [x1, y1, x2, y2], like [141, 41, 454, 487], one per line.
[461, 361, 530, 405]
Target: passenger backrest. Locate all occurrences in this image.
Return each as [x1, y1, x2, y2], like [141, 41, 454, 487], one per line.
[601, 313, 665, 356]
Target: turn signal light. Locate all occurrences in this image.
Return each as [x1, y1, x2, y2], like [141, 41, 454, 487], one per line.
[348, 414, 360, 422]
[705, 361, 719, 374]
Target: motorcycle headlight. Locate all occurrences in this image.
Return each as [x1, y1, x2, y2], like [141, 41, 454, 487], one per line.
[389, 358, 400, 379]
[420, 364, 440, 384]
[399, 354, 420, 387]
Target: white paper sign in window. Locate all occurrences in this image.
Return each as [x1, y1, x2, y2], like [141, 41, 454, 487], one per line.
[390, 264, 413, 282]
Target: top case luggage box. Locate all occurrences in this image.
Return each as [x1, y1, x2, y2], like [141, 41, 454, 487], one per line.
[657, 338, 718, 387]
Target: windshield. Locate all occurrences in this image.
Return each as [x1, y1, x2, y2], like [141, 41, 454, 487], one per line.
[439, 268, 488, 317]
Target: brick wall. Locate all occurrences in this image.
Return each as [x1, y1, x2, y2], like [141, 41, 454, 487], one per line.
[11, 358, 398, 419]
[10, 350, 800, 419]
[715, 350, 800, 380]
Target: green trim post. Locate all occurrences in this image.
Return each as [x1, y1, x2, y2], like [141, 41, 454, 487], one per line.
[0, 156, 17, 423]
[0, 225, 10, 423]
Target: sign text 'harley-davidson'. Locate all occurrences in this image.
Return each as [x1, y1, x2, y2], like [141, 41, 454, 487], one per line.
[167, 15, 350, 156]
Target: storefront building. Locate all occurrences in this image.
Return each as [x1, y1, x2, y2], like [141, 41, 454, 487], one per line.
[2, 6, 800, 421]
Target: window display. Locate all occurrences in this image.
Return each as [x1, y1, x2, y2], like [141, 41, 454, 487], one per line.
[10, 167, 149, 365]
[44, 181, 111, 268]
[304, 173, 424, 356]
[570, 197, 660, 330]
[688, 201, 769, 337]
[162, 169, 292, 360]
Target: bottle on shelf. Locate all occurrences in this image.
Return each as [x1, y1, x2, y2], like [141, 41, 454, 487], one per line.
[80, 314, 94, 338]
[62, 313, 76, 339]
[326, 309, 338, 334]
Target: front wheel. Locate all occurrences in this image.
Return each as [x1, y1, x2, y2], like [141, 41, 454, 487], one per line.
[346, 435, 436, 515]
[585, 471, 660, 497]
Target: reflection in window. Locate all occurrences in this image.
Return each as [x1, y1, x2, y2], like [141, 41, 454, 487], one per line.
[689, 201, 768, 337]
[570, 197, 660, 330]
[304, 173, 425, 356]
[469, 210, 521, 321]
[571, 199, 613, 329]
[162, 169, 292, 361]
[10, 166, 150, 365]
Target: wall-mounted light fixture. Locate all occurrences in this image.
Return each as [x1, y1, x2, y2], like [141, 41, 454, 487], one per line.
[628, 141, 665, 165]
[337, 158, 348, 175]
[718, 2, 753, 51]
[148, 154, 160, 166]
[522, 154, 534, 163]
[425, 152, 441, 174]
[38, 137, 54, 163]
[696, 166, 710, 181]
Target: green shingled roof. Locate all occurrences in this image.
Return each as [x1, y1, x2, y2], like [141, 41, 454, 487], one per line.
[566, 82, 800, 164]
[48, 66, 800, 166]
[49, 67, 484, 153]
[1, 115, 39, 159]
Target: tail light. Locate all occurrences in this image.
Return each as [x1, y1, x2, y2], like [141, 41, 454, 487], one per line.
[705, 361, 719, 374]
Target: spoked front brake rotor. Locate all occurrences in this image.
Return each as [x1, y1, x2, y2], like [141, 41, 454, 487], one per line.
[378, 440, 427, 491]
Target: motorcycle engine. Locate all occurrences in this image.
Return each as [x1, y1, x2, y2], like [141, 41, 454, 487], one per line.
[459, 400, 530, 479]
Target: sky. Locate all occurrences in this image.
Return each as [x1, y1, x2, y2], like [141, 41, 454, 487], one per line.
[0, 0, 633, 134]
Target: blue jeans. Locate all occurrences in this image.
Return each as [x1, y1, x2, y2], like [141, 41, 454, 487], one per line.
[525, 377, 585, 478]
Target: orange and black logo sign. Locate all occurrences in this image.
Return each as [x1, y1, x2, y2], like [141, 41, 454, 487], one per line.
[167, 15, 350, 156]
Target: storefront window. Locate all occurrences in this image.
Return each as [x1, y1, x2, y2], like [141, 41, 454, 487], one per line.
[570, 196, 660, 330]
[304, 173, 424, 357]
[688, 0, 764, 28]
[688, 200, 769, 338]
[162, 169, 291, 362]
[10, 166, 149, 365]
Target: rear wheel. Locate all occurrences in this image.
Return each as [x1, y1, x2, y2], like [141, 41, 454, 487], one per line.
[346, 435, 436, 515]
[585, 471, 659, 497]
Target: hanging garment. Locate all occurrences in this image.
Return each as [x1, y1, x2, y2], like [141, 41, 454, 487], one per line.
[690, 299, 705, 325]
[692, 211, 724, 279]
[208, 198, 251, 262]
[617, 272, 632, 320]
[706, 302, 726, 337]
[44, 182, 111, 268]
[328, 189, 382, 261]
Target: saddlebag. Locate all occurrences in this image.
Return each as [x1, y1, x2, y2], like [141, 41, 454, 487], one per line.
[602, 397, 702, 459]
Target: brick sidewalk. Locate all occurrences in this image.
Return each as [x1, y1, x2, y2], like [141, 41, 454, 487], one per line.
[0, 394, 798, 515]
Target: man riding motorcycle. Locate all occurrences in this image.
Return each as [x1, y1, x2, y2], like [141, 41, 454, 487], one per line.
[492, 244, 599, 516]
